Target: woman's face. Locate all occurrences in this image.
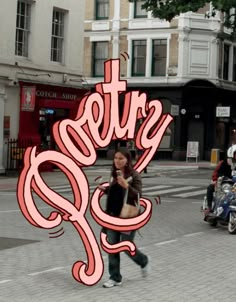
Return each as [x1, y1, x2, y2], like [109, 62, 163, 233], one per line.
[114, 152, 128, 170]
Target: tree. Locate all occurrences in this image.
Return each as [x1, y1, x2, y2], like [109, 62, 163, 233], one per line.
[129, 0, 236, 38]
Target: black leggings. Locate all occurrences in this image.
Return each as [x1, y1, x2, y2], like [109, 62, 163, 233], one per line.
[207, 184, 215, 208]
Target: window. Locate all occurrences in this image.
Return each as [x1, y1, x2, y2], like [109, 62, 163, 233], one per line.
[95, 0, 109, 20]
[233, 47, 236, 82]
[132, 40, 146, 76]
[134, 0, 147, 18]
[152, 39, 167, 76]
[223, 44, 230, 80]
[92, 42, 108, 77]
[15, 1, 31, 57]
[51, 10, 64, 62]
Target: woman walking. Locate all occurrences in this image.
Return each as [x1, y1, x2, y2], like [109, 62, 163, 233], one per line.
[99, 147, 150, 288]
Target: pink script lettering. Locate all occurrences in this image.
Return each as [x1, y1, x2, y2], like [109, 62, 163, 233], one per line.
[17, 59, 173, 286]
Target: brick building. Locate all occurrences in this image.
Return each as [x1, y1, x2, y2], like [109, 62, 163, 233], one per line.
[83, 0, 236, 160]
[0, 0, 87, 173]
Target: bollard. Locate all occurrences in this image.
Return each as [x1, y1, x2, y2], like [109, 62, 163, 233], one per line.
[210, 148, 220, 166]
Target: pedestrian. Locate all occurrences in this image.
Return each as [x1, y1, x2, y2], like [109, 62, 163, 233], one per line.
[135, 148, 147, 173]
[205, 145, 236, 214]
[98, 147, 150, 288]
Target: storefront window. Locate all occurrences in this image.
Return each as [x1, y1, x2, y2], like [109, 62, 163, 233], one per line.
[230, 125, 236, 145]
[39, 108, 69, 150]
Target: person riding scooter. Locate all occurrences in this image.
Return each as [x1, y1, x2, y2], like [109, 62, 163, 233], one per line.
[205, 145, 236, 214]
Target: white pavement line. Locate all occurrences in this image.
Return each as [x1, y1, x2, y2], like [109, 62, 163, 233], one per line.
[85, 169, 109, 173]
[142, 185, 172, 192]
[173, 189, 206, 198]
[28, 267, 65, 276]
[52, 189, 72, 193]
[183, 232, 204, 237]
[0, 192, 16, 195]
[144, 186, 199, 196]
[192, 201, 202, 204]
[51, 185, 97, 192]
[50, 185, 72, 189]
[0, 206, 50, 214]
[0, 280, 12, 284]
[50, 184, 97, 189]
[154, 239, 177, 246]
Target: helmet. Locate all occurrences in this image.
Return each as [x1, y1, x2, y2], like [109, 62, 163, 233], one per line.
[227, 145, 236, 159]
[227, 145, 236, 172]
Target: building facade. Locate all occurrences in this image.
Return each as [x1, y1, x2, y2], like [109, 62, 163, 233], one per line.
[83, 0, 236, 160]
[0, 0, 86, 173]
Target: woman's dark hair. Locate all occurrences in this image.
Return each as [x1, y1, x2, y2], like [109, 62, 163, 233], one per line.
[111, 147, 134, 179]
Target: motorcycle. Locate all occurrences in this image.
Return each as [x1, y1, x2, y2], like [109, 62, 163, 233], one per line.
[202, 176, 236, 234]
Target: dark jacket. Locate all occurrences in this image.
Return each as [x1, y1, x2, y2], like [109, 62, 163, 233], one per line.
[212, 159, 232, 181]
[104, 170, 142, 217]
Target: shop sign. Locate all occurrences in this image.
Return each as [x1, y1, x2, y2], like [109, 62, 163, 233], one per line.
[186, 141, 199, 159]
[170, 105, 179, 116]
[21, 86, 36, 111]
[216, 106, 230, 117]
[35, 90, 78, 100]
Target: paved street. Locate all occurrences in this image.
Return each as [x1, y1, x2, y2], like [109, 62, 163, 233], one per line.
[17, 168, 210, 200]
[1, 163, 236, 301]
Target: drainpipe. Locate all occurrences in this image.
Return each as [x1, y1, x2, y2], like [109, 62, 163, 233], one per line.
[112, 0, 121, 58]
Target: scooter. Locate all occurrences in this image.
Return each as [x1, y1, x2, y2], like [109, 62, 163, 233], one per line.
[202, 176, 236, 234]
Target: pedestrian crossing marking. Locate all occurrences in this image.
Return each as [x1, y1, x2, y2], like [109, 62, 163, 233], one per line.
[39, 185, 205, 199]
[13, 183, 207, 200]
[173, 189, 206, 198]
[142, 185, 171, 192]
[144, 186, 199, 196]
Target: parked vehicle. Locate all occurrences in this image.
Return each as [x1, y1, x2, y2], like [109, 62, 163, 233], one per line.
[202, 176, 236, 234]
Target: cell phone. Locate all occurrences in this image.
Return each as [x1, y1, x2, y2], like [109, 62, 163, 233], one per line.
[116, 170, 122, 177]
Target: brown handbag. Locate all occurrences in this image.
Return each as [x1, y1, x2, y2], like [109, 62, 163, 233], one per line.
[119, 202, 139, 218]
[119, 178, 140, 218]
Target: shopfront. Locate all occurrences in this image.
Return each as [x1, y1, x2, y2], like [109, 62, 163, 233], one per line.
[18, 82, 88, 163]
[130, 80, 236, 161]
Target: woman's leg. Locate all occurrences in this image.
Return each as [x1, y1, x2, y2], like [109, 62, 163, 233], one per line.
[106, 229, 122, 282]
[207, 184, 215, 209]
[121, 231, 148, 269]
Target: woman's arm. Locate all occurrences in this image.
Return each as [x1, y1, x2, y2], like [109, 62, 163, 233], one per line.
[127, 171, 142, 203]
[98, 185, 110, 194]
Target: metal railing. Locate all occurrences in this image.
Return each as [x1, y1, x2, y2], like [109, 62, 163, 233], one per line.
[5, 138, 33, 172]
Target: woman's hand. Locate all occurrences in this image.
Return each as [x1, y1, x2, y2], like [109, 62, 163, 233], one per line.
[98, 185, 106, 192]
[117, 176, 129, 189]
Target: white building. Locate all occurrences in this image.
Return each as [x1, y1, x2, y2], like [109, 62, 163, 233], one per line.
[0, 0, 86, 173]
[83, 0, 236, 160]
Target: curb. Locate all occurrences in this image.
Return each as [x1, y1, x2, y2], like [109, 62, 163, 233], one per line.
[198, 166, 215, 170]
